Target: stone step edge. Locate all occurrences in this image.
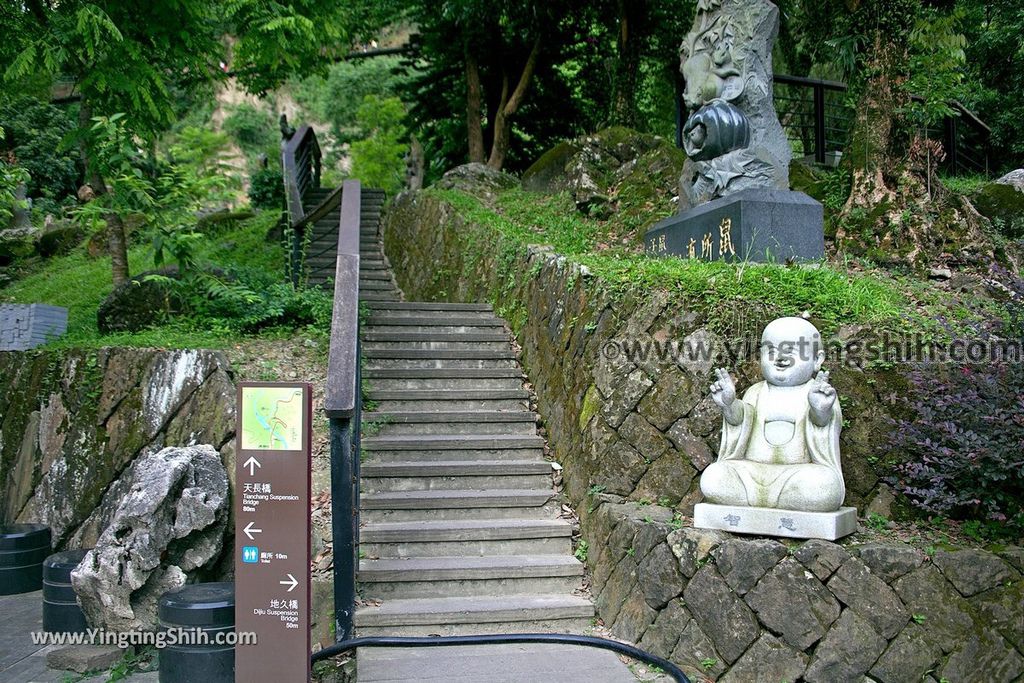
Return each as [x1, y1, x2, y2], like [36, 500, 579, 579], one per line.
[359, 519, 572, 543]
[361, 460, 552, 477]
[362, 435, 545, 450]
[357, 555, 583, 582]
[352, 595, 594, 626]
[361, 411, 537, 423]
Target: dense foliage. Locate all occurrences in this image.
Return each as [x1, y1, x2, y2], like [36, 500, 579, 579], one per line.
[889, 362, 1024, 537]
[0, 98, 80, 204]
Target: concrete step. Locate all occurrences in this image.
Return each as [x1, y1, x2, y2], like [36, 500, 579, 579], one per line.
[366, 315, 504, 327]
[363, 447, 546, 463]
[362, 377, 526, 392]
[365, 389, 529, 401]
[365, 325, 505, 336]
[370, 400, 529, 412]
[364, 419, 536, 436]
[362, 331, 509, 343]
[360, 490, 557, 523]
[363, 359, 519, 372]
[362, 349, 516, 360]
[356, 644, 639, 683]
[358, 280, 397, 291]
[359, 291, 402, 302]
[359, 519, 572, 558]
[362, 368, 523, 380]
[358, 271, 393, 281]
[361, 489, 552, 509]
[366, 302, 493, 312]
[357, 556, 583, 599]
[353, 595, 594, 635]
[362, 410, 537, 424]
[363, 435, 544, 451]
[362, 460, 552, 491]
[365, 344, 513, 355]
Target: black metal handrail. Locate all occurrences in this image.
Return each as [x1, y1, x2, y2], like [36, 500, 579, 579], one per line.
[281, 124, 329, 286]
[324, 178, 362, 643]
[312, 634, 691, 682]
[676, 73, 991, 175]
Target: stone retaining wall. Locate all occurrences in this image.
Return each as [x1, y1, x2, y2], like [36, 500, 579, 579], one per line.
[581, 498, 1024, 682]
[0, 348, 236, 550]
[382, 189, 903, 514]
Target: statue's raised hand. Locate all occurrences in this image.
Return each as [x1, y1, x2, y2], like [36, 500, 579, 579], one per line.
[808, 370, 836, 425]
[710, 368, 737, 409]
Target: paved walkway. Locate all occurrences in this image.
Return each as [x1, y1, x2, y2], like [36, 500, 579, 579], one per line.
[0, 591, 156, 683]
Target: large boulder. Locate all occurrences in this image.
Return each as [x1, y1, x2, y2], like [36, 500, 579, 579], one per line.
[96, 266, 184, 333]
[0, 226, 38, 265]
[71, 445, 230, 631]
[973, 169, 1024, 238]
[434, 163, 518, 202]
[522, 127, 685, 234]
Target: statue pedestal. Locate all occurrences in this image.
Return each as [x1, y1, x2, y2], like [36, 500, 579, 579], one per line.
[644, 189, 823, 262]
[694, 503, 857, 541]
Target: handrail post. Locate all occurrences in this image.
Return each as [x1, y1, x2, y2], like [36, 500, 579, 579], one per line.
[813, 82, 826, 165]
[324, 180, 363, 643]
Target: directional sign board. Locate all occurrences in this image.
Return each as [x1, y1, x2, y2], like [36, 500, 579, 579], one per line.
[235, 382, 312, 682]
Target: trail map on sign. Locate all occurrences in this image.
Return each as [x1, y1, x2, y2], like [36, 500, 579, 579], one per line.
[241, 386, 305, 451]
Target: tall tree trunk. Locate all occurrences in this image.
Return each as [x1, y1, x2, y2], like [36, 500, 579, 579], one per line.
[78, 101, 130, 285]
[611, 0, 645, 128]
[465, 49, 486, 164]
[486, 37, 542, 171]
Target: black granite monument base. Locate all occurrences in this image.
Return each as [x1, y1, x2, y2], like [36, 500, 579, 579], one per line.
[645, 189, 824, 263]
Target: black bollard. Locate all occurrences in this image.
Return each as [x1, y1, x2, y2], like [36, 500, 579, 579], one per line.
[158, 582, 235, 683]
[42, 549, 90, 634]
[0, 524, 51, 595]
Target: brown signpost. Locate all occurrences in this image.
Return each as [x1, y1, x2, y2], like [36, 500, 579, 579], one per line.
[235, 381, 312, 682]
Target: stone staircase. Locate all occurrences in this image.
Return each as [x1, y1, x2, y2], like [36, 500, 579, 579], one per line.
[351, 201, 594, 637]
[302, 186, 400, 301]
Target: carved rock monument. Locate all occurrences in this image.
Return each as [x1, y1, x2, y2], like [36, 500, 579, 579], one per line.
[693, 317, 857, 539]
[645, 0, 824, 263]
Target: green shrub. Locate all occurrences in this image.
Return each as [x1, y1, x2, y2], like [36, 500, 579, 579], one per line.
[349, 95, 406, 193]
[249, 168, 285, 210]
[223, 103, 276, 155]
[0, 97, 80, 201]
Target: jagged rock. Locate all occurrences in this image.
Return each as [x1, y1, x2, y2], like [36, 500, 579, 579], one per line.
[969, 581, 1024, 652]
[864, 485, 896, 519]
[611, 592, 657, 643]
[683, 565, 759, 664]
[804, 609, 888, 683]
[639, 599, 690, 658]
[893, 564, 974, 653]
[671, 619, 726, 679]
[852, 542, 924, 583]
[632, 453, 695, 507]
[999, 546, 1024, 574]
[434, 163, 518, 202]
[869, 624, 942, 683]
[720, 633, 808, 683]
[595, 552, 638, 625]
[636, 365, 698, 431]
[599, 368, 653, 428]
[636, 542, 685, 609]
[745, 557, 840, 650]
[46, 645, 124, 673]
[666, 419, 714, 471]
[37, 222, 85, 257]
[828, 557, 908, 639]
[618, 413, 669, 460]
[71, 445, 229, 631]
[96, 266, 184, 333]
[668, 527, 728, 578]
[522, 127, 684, 232]
[939, 627, 1024, 683]
[931, 548, 1019, 597]
[0, 226, 38, 264]
[713, 538, 787, 595]
[593, 438, 647, 495]
[793, 539, 850, 581]
[973, 169, 1024, 229]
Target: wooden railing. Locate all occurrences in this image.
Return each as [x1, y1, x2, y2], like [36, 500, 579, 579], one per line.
[323, 179, 362, 642]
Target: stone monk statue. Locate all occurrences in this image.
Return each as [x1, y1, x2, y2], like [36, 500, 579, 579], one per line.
[700, 317, 845, 512]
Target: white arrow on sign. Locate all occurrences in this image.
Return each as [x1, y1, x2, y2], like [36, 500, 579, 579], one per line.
[243, 456, 262, 477]
[279, 574, 298, 592]
[243, 521, 263, 540]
